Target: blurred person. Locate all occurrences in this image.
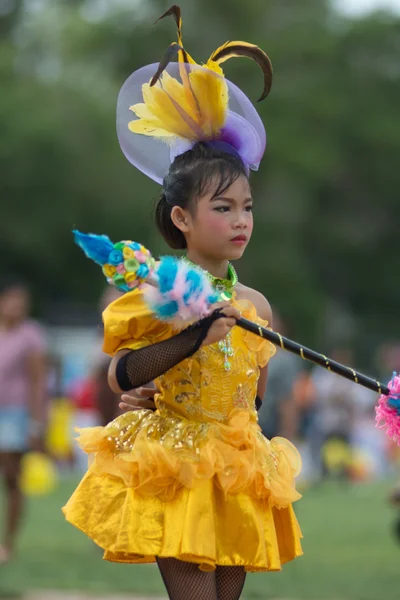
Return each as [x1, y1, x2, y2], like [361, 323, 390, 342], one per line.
[63, 7, 303, 598]
[68, 374, 99, 471]
[311, 346, 373, 480]
[293, 370, 317, 440]
[0, 278, 47, 564]
[258, 313, 301, 440]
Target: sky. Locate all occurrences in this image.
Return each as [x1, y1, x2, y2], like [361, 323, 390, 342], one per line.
[336, 0, 400, 15]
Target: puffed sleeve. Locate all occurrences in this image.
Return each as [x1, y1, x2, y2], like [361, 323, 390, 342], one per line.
[102, 289, 173, 356]
[235, 299, 276, 368]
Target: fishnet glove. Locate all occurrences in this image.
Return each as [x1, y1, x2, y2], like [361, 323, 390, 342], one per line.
[115, 311, 224, 391]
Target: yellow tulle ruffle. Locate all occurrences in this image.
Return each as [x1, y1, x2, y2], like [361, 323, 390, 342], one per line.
[74, 408, 301, 507]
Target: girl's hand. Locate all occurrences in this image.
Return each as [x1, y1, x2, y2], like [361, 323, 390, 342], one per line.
[201, 302, 241, 347]
[119, 386, 157, 412]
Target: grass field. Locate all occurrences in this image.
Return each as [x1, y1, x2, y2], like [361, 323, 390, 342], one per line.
[1, 476, 400, 599]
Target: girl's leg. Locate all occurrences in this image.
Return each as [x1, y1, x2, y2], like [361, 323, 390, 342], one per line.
[216, 566, 246, 600]
[156, 557, 218, 600]
[0, 452, 24, 562]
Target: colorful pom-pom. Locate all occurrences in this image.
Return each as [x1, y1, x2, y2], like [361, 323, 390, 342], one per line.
[73, 230, 155, 293]
[375, 373, 400, 445]
[145, 256, 218, 328]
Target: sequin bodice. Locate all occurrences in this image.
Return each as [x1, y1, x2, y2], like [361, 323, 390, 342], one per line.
[103, 290, 275, 425]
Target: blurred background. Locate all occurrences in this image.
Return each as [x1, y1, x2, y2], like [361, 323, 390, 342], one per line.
[1, 0, 400, 598]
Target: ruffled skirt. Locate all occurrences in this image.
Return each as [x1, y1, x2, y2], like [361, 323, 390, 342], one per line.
[63, 408, 303, 571]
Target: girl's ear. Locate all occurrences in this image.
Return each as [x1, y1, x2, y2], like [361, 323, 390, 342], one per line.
[171, 206, 190, 233]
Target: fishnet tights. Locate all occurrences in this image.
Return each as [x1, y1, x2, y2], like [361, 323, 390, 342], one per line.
[216, 566, 246, 600]
[157, 558, 246, 600]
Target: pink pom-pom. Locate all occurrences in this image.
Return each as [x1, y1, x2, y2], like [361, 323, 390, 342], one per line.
[375, 375, 400, 445]
[116, 263, 126, 274]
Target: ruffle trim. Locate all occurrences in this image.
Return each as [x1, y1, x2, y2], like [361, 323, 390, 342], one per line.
[77, 408, 301, 507]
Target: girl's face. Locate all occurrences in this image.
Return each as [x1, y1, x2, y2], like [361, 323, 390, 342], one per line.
[177, 175, 253, 261]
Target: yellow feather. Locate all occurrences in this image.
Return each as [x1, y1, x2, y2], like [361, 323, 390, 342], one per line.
[189, 69, 228, 137]
[141, 82, 199, 139]
[159, 71, 199, 123]
[130, 103, 159, 120]
[128, 119, 174, 138]
[129, 103, 173, 138]
[203, 60, 224, 77]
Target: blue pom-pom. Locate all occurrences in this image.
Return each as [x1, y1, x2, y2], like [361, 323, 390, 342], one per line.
[157, 256, 179, 294]
[73, 230, 114, 266]
[155, 299, 179, 319]
[183, 269, 202, 305]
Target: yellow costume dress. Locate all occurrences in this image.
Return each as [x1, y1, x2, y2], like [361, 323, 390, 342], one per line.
[63, 290, 303, 572]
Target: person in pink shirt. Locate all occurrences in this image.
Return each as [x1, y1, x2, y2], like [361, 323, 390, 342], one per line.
[0, 279, 47, 564]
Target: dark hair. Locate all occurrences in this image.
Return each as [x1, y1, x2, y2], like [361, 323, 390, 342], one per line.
[155, 142, 248, 249]
[0, 276, 28, 296]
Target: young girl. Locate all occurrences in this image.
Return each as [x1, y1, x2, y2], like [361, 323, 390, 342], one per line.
[63, 7, 302, 599]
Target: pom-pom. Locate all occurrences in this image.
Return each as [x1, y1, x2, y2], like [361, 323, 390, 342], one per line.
[145, 256, 218, 328]
[375, 373, 400, 445]
[73, 230, 155, 293]
[73, 230, 114, 265]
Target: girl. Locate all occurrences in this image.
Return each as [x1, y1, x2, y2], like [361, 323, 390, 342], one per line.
[63, 7, 302, 599]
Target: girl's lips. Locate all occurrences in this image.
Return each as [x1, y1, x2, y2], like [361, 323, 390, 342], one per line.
[230, 235, 247, 244]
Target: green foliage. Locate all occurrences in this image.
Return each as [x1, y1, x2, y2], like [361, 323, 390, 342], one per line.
[1, 0, 399, 355]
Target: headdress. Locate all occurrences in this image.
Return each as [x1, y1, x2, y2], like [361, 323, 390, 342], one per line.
[116, 5, 272, 183]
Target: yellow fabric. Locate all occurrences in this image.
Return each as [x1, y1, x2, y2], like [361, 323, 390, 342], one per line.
[63, 289, 303, 571]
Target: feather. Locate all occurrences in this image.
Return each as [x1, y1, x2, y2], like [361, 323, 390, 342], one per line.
[150, 43, 183, 87]
[154, 5, 183, 45]
[137, 81, 200, 140]
[154, 5, 196, 65]
[154, 5, 200, 121]
[188, 69, 228, 137]
[128, 102, 175, 138]
[207, 41, 273, 101]
[73, 230, 114, 266]
[128, 118, 175, 138]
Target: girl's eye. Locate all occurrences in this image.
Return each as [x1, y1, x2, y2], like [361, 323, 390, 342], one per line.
[245, 205, 253, 212]
[214, 206, 230, 213]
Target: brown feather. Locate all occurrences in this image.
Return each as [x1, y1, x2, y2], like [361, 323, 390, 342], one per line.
[210, 42, 273, 101]
[150, 43, 183, 87]
[154, 5, 182, 45]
